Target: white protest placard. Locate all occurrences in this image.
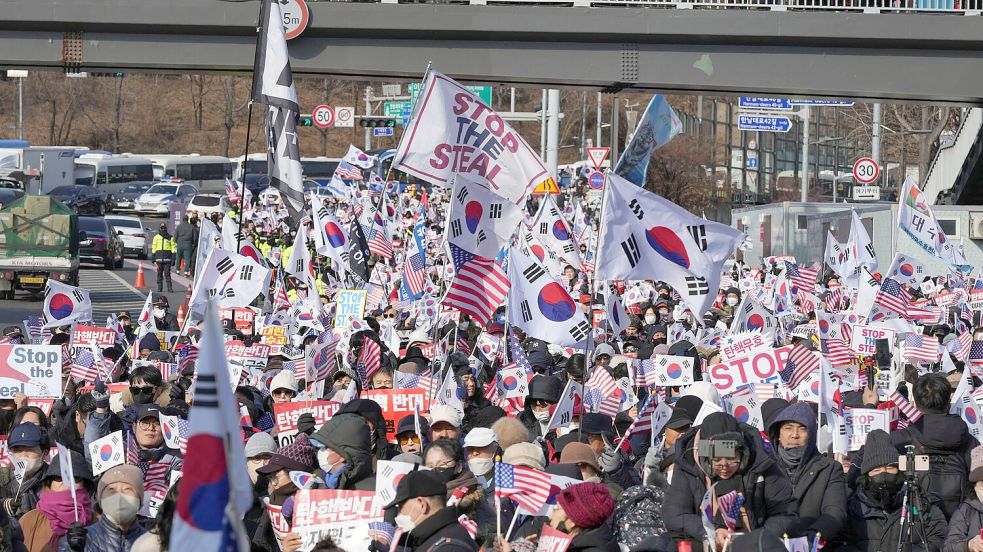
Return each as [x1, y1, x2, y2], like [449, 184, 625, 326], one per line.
[850, 325, 895, 356]
[650, 355, 695, 386]
[845, 408, 890, 451]
[291, 489, 383, 550]
[719, 331, 771, 362]
[706, 345, 793, 396]
[0, 345, 62, 398]
[333, 290, 367, 329]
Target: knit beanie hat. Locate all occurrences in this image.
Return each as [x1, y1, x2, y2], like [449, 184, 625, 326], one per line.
[860, 429, 899, 475]
[970, 444, 983, 482]
[256, 432, 317, 475]
[502, 442, 546, 471]
[557, 482, 614, 529]
[97, 465, 144, 502]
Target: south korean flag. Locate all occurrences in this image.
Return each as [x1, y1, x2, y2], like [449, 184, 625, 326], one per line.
[508, 246, 591, 347]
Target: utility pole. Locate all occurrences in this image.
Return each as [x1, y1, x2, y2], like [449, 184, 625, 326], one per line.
[596, 92, 602, 151]
[610, 95, 620, 164]
[800, 107, 810, 202]
[545, 89, 560, 178]
[364, 86, 373, 151]
[872, 103, 882, 185]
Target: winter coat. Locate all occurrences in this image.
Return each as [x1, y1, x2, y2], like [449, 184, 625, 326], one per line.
[311, 413, 376, 491]
[335, 399, 397, 464]
[392, 506, 478, 552]
[768, 402, 847, 541]
[569, 524, 620, 552]
[944, 497, 983, 552]
[19, 509, 56, 552]
[0, 464, 48, 519]
[602, 452, 641, 492]
[838, 486, 946, 552]
[663, 423, 798, 541]
[445, 470, 496, 548]
[173, 221, 198, 247]
[56, 516, 146, 552]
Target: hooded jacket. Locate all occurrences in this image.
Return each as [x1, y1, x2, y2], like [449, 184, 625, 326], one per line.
[310, 414, 376, 491]
[393, 506, 478, 552]
[838, 485, 946, 552]
[517, 375, 563, 440]
[767, 402, 847, 541]
[663, 419, 798, 541]
[336, 399, 396, 463]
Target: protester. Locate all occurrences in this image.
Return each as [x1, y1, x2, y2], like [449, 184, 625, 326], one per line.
[59, 465, 147, 552]
[550, 482, 620, 552]
[385, 470, 478, 552]
[19, 450, 94, 552]
[151, 224, 176, 294]
[2, 423, 51, 518]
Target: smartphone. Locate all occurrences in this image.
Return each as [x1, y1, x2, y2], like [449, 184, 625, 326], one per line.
[898, 454, 930, 472]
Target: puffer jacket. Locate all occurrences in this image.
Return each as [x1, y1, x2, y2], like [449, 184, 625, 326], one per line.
[445, 470, 496, 548]
[768, 402, 847, 541]
[310, 413, 376, 491]
[56, 516, 146, 552]
[663, 422, 798, 541]
[569, 524, 620, 552]
[838, 486, 946, 552]
[0, 463, 46, 519]
[944, 497, 983, 552]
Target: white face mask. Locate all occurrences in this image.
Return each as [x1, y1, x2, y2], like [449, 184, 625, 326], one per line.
[459, 322, 470, 331]
[317, 448, 344, 473]
[101, 493, 141, 526]
[153, 308, 166, 319]
[726, 297, 740, 307]
[533, 410, 551, 422]
[644, 315, 657, 325]
[468, 457, 495, 477]
[394, 513, 416, 532]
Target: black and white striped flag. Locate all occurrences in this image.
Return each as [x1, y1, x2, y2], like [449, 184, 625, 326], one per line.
[252, 0, 304, 218]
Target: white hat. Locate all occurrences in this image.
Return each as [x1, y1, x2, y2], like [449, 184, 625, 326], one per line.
[269, 370, 297, 394]
[408, 328, 431, 346]
[463, 427, 498, 448]
[429, 405, 463, 428]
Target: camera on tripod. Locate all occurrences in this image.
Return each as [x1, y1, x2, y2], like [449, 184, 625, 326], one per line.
[898, 451, 930, 473]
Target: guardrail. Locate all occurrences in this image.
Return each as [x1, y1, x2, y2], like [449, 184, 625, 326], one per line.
[370, 0, 982, 13]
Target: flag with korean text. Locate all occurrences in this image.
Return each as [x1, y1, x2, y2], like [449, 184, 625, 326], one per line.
[899, 177, 970, 271]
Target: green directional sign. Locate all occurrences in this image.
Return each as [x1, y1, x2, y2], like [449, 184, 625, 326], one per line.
[383, 101, 411, 118]
[408, 83, 493, 105]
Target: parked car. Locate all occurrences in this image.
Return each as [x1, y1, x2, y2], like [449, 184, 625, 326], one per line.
[104, 215, 149, 259]
[0, 189, 25, 210]
[48, 185, 112, 216]
[78, 216, 124, 269]
[187, 193, 230, 217]
[113, 181, 154, 212]
[134, 182, 198, 216]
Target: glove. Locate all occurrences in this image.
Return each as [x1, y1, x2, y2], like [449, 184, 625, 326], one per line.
[599, 446, 623, 473]
[91, 377, 110, 410]
[168, 379, 187, 403]
[296, 413, 316, 435]
[368, 541, 388, 552]
[1, 498, 16, 517]
[67, 521, 87, 552]
[644, 445, 662, 469]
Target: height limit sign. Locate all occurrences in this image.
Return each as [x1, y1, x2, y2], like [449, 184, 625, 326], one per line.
[312, 105, 334, 129]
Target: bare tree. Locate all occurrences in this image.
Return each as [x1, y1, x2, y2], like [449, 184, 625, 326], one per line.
[892, 105, 954, 182]
[220, 76, 251, 157]
[644, 135, 713, 213]
[188, 75, 211, 131]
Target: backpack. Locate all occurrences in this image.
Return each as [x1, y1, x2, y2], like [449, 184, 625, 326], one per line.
[613, 484, 665, 548]
[915, 447, 970, 521]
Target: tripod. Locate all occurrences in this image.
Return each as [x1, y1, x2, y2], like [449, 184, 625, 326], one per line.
[897, 445, 929, 552]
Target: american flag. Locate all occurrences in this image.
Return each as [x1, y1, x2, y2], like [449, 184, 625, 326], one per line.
[333, 161, 363, 181]
[820, 337, 856, 368]
[70, 349, 99, 382]
[399, 208, 428, 302]
[796, 291, 818, 316]
[903, 334, 940, 364]
[509, 334, 533, 375]
[368, 522, 396, 547]
[784, 261, 817, 294]
[442, 257, 510, 326]
[224, 178, 241, 202]
[823, 288, 844, 311]
[272, 272, 290, 312]
[718, 491, 745, 531]
[395, 370, 434, 393]
[954, 331, 974, 362]
[178, 345, 199, 374]
[307, 335, 338, 383]
[449, 243, 477, 272]
[357, 337, 382, 383]
[140, 460, 175, 493]
[906, 303, 942, 324]
[618, 396, 655, 452]
[889, 390, 923, 423]
[494, 462, 552, 513]
[969, 340, 983, 367]
[780, 343, 819, 390]
[874, 278, 911, 316]
[585, 367, 619, 411]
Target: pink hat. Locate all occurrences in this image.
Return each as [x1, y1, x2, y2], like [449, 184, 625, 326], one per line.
[557, 482, 614, 529]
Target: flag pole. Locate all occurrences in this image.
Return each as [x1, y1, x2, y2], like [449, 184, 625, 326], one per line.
[580, 172, 612, 436]
[236, 0, 269, 254]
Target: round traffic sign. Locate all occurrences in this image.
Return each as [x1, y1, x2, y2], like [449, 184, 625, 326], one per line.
[335, 107, 354, 127]
[588, 170, 605, 190]
[282, 0, 311, 41]
[312, 105, 334, 129]
[853, 157, 879, 184]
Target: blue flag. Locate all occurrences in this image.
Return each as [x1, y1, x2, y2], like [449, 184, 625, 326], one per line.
[614, 95, 682, 186]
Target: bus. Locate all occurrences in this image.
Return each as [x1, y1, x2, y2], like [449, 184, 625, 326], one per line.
[301, 157, 341, 185]
[230, 154, 268, 182]
[142, 154, 234, 193]
[370, 149, 429, 194]
[74, 153, 155, 196]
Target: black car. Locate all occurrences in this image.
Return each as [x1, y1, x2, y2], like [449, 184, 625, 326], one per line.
[0, 189, 24, 209]
[114, 181, 153, 212]
[49, 185, 111, 216]
[242, 173, 271, 194]
[78, 216, 124, 269]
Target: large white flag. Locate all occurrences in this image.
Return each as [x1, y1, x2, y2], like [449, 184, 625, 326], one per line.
[42, 280, 92, 328]
[898, 177, 969, 271]
[846, 210, 877, 281]
[393, 70, 554, 205]
[531, 194, 581, 269]
[195, 218, 221, 287]
[824, 231, 852, 278]
[136, 292, 157, 335]
[595, 173, 745, 317]
[285, 223, 318, 293]
[190, 250, 271, 313]
[508, 246, 591, 347]
[446, 174, 522, 261]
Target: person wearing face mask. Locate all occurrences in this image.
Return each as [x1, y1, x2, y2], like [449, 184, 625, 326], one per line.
[20, 449, 94, 552]
[0, 423, 49, 519]
[838, 430, 945, 552]
[335, 399, 397, 463]
[548, 482, 619, 552]
[241, 432, 277, 546]
[663, 412, 797, 548]
[150, 297, 178, 332]
[384, 470, 478, 552]
[253, 433, 317, 551]
[423, 439, 495, 548]
[767, 402, 846, 543]
[559, 442, 623, 498]
[517, 375, 563, 443]
[59, 465, 146, 552]
[151, 224, 176, 294]
[580, 414, 641, 492]
[649, 324, 668, 347]
[310, 413, 376, 491]
[115, 312, 135, 343]
[944, 445, 983, 552]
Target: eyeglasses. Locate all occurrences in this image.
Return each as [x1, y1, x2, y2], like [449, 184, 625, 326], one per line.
[129, 386, 155, 394]
[137, 419, 161, 431]
[398, 434, 421, 445]
[711, 458, 740, 467]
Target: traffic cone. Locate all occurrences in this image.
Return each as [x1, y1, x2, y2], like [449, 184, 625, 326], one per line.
[176, 304, 185, 328]
[134, 262, 146, 289]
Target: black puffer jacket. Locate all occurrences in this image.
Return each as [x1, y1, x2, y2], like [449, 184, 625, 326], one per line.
[838, 486, 946, 552]
[663, 420, 798, 541]
[393, 506, 478, 552]
[944, 497, 983, 552]
[310, 413, 376, 491]
[569, 523, 620, 552]
[768, 402, 847, 541]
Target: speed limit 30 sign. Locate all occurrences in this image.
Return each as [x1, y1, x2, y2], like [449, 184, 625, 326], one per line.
[853, 157, 879, 184]
[312, 105, 334, 128]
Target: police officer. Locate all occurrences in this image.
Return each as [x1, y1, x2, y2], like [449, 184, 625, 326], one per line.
[151, 223, 176, 293]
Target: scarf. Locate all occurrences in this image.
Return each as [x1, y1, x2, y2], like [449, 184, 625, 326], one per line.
[38, 489, 92, 546]
[777, 446, 807, 477]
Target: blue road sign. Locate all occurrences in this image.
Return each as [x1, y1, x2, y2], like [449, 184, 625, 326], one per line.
[738, 97, 792, 110]
[747, 157, 759, 170]
[738, 115, 792, 133]
[373, 127, 394, 137]
[588, 170, 605, 190]
[788, 99, 855, 106]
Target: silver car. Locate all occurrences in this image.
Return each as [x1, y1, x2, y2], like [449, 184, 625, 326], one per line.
[134, 182, 198, 216]
[104, 215, 150, 259]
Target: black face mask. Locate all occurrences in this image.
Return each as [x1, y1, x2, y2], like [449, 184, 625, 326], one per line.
[864, 472, 904, 509]
[432, 466, 457, 483]
[653, 337, 667, 346]
[130, 387, 156, 405]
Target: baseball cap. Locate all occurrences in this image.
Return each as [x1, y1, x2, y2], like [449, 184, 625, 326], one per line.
[8, 423, 43, 448]
[135, 404, 162, 422]
[429, 405, 463, 428]
[383, 470, 447, 509]
[463, 427, 497, 449]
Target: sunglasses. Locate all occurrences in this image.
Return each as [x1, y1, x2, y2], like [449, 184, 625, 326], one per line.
[398, 434, 421, 445]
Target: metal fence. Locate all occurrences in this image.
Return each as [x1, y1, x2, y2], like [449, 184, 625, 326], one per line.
[367, 0, 982, 14]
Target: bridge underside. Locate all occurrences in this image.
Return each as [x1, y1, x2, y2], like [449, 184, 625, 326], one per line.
[1, 1, 982, 105]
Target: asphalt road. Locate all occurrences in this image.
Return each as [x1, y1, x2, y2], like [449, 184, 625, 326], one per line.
[0, 214, 192, 327]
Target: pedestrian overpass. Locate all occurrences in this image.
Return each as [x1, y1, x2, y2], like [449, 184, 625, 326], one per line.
[1, 0, 982, 105]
